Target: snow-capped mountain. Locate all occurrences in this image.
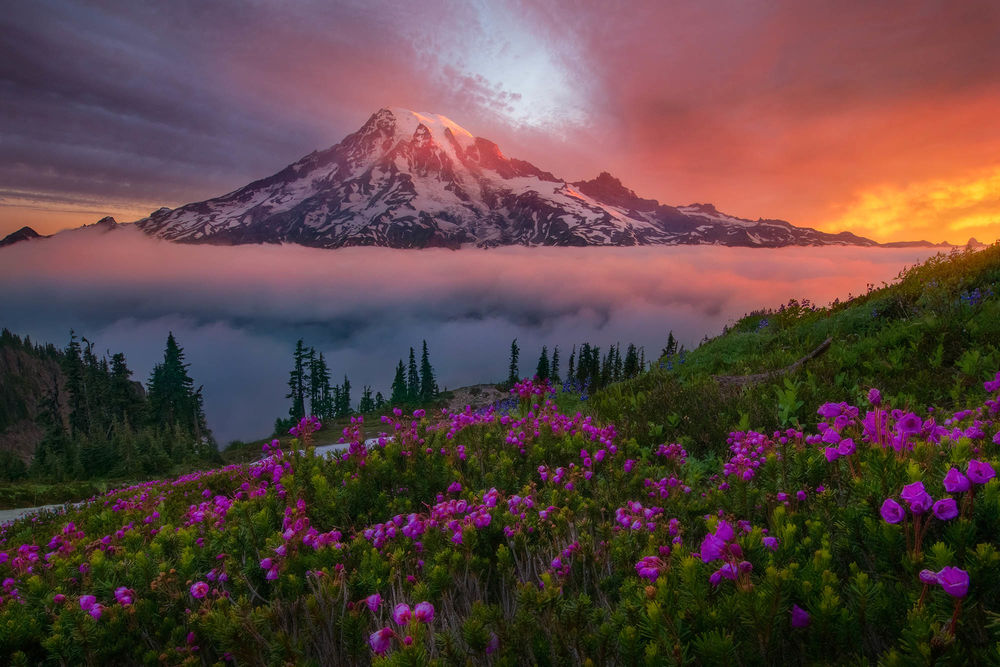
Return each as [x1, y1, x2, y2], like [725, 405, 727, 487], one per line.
[135, 107, 877, 249]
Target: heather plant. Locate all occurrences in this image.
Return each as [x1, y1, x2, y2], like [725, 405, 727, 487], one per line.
[0, 364, 998, 664]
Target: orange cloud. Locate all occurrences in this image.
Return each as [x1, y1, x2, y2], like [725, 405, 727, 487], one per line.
[817, 167, 1000, 244]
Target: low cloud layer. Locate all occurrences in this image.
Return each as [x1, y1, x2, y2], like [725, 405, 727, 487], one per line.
[0, 228, 941, 443]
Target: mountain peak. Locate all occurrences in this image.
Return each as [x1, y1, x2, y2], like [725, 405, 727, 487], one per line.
[132, 107, 882, 249]
[572, 172, 659, 212]
[0, 226, 45, 248]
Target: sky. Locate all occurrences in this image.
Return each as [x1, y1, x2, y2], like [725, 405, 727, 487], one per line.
[0, 226, 941, 443]
[2, 0, 999, 243]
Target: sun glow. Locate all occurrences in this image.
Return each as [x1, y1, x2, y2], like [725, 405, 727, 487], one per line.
[820, 167, 1000, 244]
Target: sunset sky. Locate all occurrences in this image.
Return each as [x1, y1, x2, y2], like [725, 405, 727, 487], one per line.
[2, 0, 999, 243]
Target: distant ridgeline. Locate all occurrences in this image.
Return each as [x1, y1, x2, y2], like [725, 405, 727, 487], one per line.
[0, 329, 216, 482]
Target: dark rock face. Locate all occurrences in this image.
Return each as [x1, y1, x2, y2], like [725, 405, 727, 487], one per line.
[134, 107, 881, 249]
[0, 226, 45, 248]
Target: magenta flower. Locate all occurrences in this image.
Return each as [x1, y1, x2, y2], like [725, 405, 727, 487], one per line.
[942, 467, 971, 493]
[867, 388, 882, 406]
[365, 593, 381, 612]
[53, 593, 66, 604]
[762, 536, 779, 551]
[967, 459, 996, 484]
[933, 498, 959, 521]
[392, 603, 412, 625]
[699, 533, 727, 563]
[936, 566, 969, 598]
[413, 601, 435, 623]
[190, 581, 209, 599]
[790, 604, 810, 628]
[896, 412, 923, 435]
[880, 498, 905, 524]
[837, 438, 856, 456]
[114, 586, 134, 606]
[918, 569, 939, 585]
[900, 481, 933, 514]
[369, 627, 393, 654]
[635, 556, 664, 582]
[824, 447, 840, 462]
[79, 594, 97, 611]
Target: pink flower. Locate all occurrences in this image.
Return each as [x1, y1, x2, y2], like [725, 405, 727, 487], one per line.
[88, 603, 103, 620]
[190, 581, 209, 599]
[79, 594, 97, 611]
[936, 566, 969, 598]
[867, 388, 881, 406]
[918, 569, 938, 585]
[414, 601, 435, 623]
[942, 467, 971, 493]
[762, 536, 779, 551]
[790, 604, 810, 628]
[365, 593, 381, 612]
[53, 593, 66, 604]
[369, 627, 393, 654]
[392, 603, 412, 625]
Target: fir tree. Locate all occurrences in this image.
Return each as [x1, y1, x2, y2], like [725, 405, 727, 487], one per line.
[148, 332, 207, 438]
[662, 331, 678, 358]
[407, 348, 420, 403]
[359, 386, 375, 414]
[507, 339, 520, 386]
[374, 391, 386, 410]
[567, 345, 576, 383]
[390, 360, 408, 404]
[613, 344, 623, 382]
[337, 375, 352, 417]
[551, 346, 560, 384]
[623, 343, 639, 379]
[310, 350, 332, 418]
[286, 339, 308, 420]
[419, 340, 438, 400]
[535, 345, 550, 380]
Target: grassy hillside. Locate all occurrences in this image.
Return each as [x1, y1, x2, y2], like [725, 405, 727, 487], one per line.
[0, 245, 998, 665]
[593, 244, 1000, 455]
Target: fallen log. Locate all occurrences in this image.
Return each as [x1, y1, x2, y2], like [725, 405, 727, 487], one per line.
[712, 337, 832, 389]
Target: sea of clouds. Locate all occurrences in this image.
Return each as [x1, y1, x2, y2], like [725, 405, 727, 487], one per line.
[0, 226, 942, 444]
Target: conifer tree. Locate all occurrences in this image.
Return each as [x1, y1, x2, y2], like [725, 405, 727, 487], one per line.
[359, 386, 375, 413]
[567, 345, 575, 383]
[623, 343, 639, 379]
[374, 391, 386, 410]
[662, 331, 678, 358]
[286, 339, 307, 420]
[419, 340, 438, 400]
[148, 332, 206, 438]
[337, 375, 352, 417]
[613, 343, 623, 382]
[390, 360, 408, 404]
[317, 353, 333, 418]
[551, 346, 560, 383]
[507, 339, 520, 386]
[535, 345, 550, 380]
[407, 347, 420, 402]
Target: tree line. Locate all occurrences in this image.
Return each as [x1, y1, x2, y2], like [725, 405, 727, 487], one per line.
[505, 330, 684, 391]
[1, 329, 215, 482]
[280, 339, 440, 433]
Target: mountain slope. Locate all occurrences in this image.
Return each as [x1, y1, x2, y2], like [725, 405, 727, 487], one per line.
[135, 108, 880, 249]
